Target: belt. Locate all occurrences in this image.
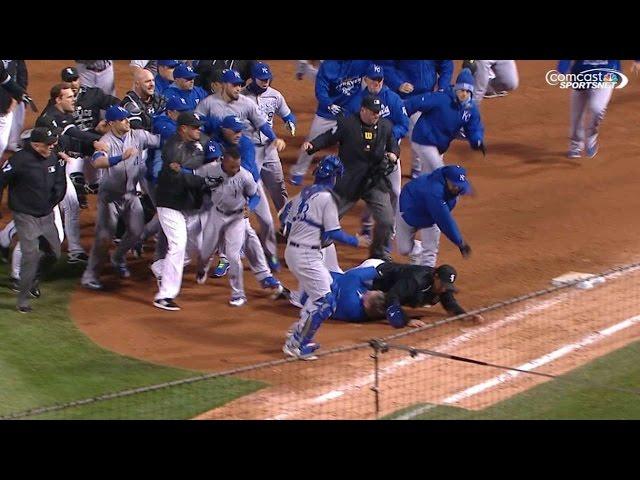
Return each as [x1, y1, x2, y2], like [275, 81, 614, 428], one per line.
[86, 66, 108, 72]
[216, 206, 243, 216]
[288, 241, 321, 250]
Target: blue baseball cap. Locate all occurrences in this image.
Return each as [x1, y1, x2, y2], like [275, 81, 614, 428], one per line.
[166, 96, 191, 112]
[221, 115, 246, 132]
[205, 140, 223, 160]
[366, 63, 384, 80]
[221, 69, 244, 85]
[252, 62, 272, 80]
[174, 64, 198, 80]
[158, 59, 180, 68]
[105, 105, 131, 122]
[442, 165, 472, 195]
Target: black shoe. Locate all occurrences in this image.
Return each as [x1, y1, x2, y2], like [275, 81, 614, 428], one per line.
[0, 245, 9, 263]
[9, 277, 20, 292]
[67, 252, 89, 264]
[153, 298, 181, 311]
[82, 280, 104, 290]
[29, 286, 41, 299]
[17, 305, 32, 314]
[132, 241, 144, 258]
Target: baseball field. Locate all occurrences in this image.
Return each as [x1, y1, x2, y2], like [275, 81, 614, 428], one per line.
[1, 60, 640, 419]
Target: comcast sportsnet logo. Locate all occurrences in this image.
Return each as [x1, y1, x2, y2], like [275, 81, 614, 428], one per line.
[546, 68, 629, 89]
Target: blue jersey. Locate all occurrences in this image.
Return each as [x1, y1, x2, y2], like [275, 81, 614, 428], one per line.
[163, 84, 208, 111]
[152, 113, 178, 143]
[379, 60, 454, 100]
[344, 84, 410, 141]
[330, 267, 379, 322]
[315, 60, 371, 120]
[405, 88, 484, 154]
[154, 74, 172, 97]
[210, 129, 260, 181]
[557, 60, 621, 75]
[399, 167, 464, 247]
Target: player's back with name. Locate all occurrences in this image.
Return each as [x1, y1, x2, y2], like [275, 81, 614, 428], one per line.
[287, 188, 340, 247]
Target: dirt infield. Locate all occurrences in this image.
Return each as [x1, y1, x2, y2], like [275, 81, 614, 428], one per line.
[2, 60, 639, 417]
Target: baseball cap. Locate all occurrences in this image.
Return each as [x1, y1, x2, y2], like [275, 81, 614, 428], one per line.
[166, 96, 191, 112]
[177, 112, 203, 128]
[221, 115, 246, 132]
[366, 63, 384, 80]
[30, 127, 59, 145]
[61, 66, 79, 82]
[205, 140, 223, 160]
[361, 95, 382, 113]
[442, 165, 472, 195]
[174, 64, 198, 80]
[105, 105, 131, 122]
[434, 265, 458, 292]
[221, 69, 244, 85]
[157, 59, 180, 68]
[252, 62, 272, 80]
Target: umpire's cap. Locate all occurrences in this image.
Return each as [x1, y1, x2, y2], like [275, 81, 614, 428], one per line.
[30, 127, 59, 145]
[361, 95, 382, 113]
[177, 112, 203, 128]
[434, 265, 458, 292]
[61, 66, 79, 82]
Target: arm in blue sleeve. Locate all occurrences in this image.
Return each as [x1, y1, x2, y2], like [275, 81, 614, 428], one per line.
[259, 123, 277, 142]
[180, 166, 194, 175]
[315, 62, 334, 112]
[390, 95, 410, 140]
[404, 94, 436, 117]
[436, 60, 454, 90]
[322, 228, 358, 247]
[379, 61, 404, 92]
[464, 107, 484, 147]
[429, 196, 464, 247]
[346, 266, 380, 284]
[557, 60, 572, 74]
[108, 155, 123, 167]
[239, 137, 260, 181]
[281, 112, 296, 125]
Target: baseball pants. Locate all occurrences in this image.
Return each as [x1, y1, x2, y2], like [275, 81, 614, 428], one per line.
[12, 210, 62, 308]
[0, 111, 14, 158]
[473, 60, 519, 104]
[361, 158, 402, 234]
[395, 211, 441, 268]
[76, 62, 116, 97]
[81, 194, 145, 283]
[252, 181, 278, 259]
[255, 144, 288, 212]
[199, 208, 247, 300]
[406, 112, 422, 173]
[0, 219, 16, 249]
[413, 143, 444, 175]
[569, 87, 614, 152]
[7, 102, 25, 152]
[290, 115, 337, 177]
[321, 244, 342, 273]
[60, 174, 85, 255]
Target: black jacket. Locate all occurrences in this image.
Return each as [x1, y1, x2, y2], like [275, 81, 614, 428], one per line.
[155, 133, 209, 211]
[308, 113, 400, 202]
[121, 90, 166, 132]
[0, 143, 67, 217]
[194, 60, 256, 94]
[36, 104, 101, 156]
[0, 60, 27, 114]
[374, 262, 465, 315]
[73, 85, 120, 131]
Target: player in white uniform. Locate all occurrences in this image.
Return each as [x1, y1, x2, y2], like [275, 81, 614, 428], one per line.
[281, 155, 369, 360]
[464, 60, 519, 103]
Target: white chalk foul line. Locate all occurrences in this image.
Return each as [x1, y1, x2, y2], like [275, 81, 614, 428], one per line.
[396, 314, 640, 420]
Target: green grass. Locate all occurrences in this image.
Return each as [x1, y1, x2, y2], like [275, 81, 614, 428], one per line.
[0, 261, 264, 419]
[385, 341, 640, 420]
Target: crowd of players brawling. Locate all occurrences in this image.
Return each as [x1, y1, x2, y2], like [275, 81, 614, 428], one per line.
[1, 59, 626, 360]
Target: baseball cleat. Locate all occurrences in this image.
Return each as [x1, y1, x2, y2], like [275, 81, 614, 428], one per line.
[260, 276, 281, 290]
[9, 277, 20, 292]
[567, 148, 582, 159]
[67, 251, 89, 264]
[267, 255, 281, 272]
[210, 258, 230, 278]
[29, 285, 41, 299]
[17, 305, 32, 314]
[153, 298, 181, 311]
[112, 261, 131, 279]
[81, 280, 104, 291]
[229, 296, 247, 307]
[196, 269, 208, 285]
[289, 174, 304, 186]
[586, 143, 599, 158]
[271, 286, 291, 301]
[282, 342, 320, 361]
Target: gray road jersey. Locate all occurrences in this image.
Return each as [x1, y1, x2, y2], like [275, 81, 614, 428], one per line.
[195, 162, 257, 213]
[286, 190, 340, 247]
[96, 129, 160, 202]
[194, 93, 268, 132]
[242, 86, 292, 145]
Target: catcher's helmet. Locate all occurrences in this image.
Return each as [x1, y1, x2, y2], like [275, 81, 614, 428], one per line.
[314, 155, 344, 182]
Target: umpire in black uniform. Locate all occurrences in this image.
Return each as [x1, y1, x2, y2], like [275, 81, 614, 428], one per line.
[0, 128, 67, 313]
[303, 95, 400, 260]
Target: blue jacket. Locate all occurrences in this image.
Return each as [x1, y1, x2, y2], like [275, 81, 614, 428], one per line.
[557, 60, 621, 75]
[210, 129, 260, 182]
[315, 60, 371, 120]
[405, 87, 484, 153]
[380, 61, 454, 100]
[154, 74, 172, 97]
[399, 167, 465, 247]
[163, 84, 208, 111]
[344, 84, 410, 140]
[330, 267, 379, 322]
[152, 113, 178, 143]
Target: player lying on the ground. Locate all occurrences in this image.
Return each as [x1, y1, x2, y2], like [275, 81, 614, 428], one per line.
[291, 259, 484, 327]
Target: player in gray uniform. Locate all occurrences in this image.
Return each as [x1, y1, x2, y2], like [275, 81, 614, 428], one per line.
[81, 106, 160, 290]
[280, 155, 369, 360]
[195, 145, 259, 307]
[75, 61, 116, 97]
[464, 60, 519, 103]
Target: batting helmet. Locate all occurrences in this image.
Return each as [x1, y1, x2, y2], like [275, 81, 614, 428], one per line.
[314, 155, 344, 182]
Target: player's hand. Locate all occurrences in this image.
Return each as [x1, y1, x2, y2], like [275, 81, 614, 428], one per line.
[355, 233, 371, 248]
[57, 151, 72, 163]
[408, 319, 427, 328]
[384, 152, 398, 164]
[399, 82, 414, 94]
[95, 120, 109, 135]
[123, 147, 138, 160]
[472, 140, 486, 156]
[272, 138, 286, 152]
[93, 141, 109, 152]
[169, 162, 181, 172]
[631, 61, 640, 76]
[285, 121, 296, 137]
[302, 141, 314, 153]
[459, 242, 472, 258]
[327, 104, 343, 116]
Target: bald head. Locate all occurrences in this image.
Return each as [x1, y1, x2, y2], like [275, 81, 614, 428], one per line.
[134, 68, 155, 99]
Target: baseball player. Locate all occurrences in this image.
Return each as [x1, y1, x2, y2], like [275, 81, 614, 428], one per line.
[557, 60, 628, 158]
[193, 60, 256, 95]
[155, 60, 180, 96]
[195, 145, 260, 307]
[462, 60, 519, 103]
[74, 60, 116, 97]
[3, 60, 28, 153]
[295, 60, 322, 82]
[281, 155, 369, 360]
[288, 60, 371, 185]
[121, 69, 166, 132]
[163, 64, 207, 111]
[380, 60, 454, 178]
[80, 106, 160, 290]
[0, 61, 32, 159]
[396, 165, 473, 268]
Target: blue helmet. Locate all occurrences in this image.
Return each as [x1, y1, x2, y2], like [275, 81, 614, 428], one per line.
[314, 155, 344, 182]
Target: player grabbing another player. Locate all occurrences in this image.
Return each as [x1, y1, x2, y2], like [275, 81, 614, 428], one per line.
[281, 155, 369, 360]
